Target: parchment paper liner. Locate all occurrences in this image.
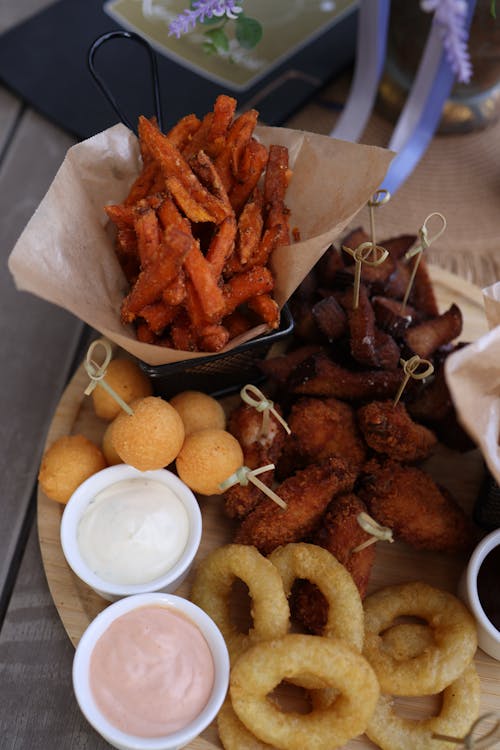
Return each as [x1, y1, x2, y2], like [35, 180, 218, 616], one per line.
[8, 122, 393, 366]
[445, 281, 500, 485]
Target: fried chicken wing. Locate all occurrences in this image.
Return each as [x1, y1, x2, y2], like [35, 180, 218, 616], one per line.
[290, 492, 376, 635]
[357, 400, 437, 462]
[234, 457, 356, 555]
[278, 397, 366, 478]
[359, 459, 473, 552]
[312, 493, 376, 596]
[223, 403, 286, 520]
[288, 351, 402, 401]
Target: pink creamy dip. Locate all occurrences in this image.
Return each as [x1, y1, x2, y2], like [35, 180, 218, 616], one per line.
[89, 605, 215, 738]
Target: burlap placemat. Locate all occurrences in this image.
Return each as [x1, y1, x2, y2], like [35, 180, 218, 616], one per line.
[286, 76, 500, 289]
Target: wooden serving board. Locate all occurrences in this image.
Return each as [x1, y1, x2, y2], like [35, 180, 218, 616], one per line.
[37, 266, 499, 749]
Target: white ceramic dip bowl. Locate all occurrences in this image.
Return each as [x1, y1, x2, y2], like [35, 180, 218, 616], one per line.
[458, 527, 500, 661]
[73, 592, 229, 750]
[61, 464, 202, 601]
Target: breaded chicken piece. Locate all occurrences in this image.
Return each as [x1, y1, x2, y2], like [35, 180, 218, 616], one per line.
[288, 351, 402, 401]
[291, 493, 376, 635]
[357, 400, 437, 462]
[228, 402, 286, 467]
[234, 457, 356, 555]
[359, 459, 472, 552]
[278, 397, 366, 478]
[223, 403, 287, 519]
[313, 493, 376, 596]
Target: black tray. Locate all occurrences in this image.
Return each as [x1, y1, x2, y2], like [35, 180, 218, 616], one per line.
[139, 305, 294, 399]
[0, 0, 357, 140]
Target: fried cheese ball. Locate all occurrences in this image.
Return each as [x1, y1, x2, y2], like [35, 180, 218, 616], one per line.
[176, 429, 243, 496]
[92, 358, 152, 421]
[38, 434, 107, 504]
[101, 421, 122, 466]
[170, 390, 226, 436]
[111, 396, 185, 471]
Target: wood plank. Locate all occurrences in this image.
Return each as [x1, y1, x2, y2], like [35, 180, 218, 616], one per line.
[34, 269, 496, 750]
[0, 0, 58, 35]
[0, 108, 83, 614]
[0, 525, 110, 749]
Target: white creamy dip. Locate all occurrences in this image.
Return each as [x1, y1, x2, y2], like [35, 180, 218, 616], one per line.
[77, 478, 189, 585]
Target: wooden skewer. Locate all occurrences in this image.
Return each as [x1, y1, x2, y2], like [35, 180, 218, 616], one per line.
[342, 241, 389, 309]
[432, 713, 500, 749]
[341, 190, 391, 310]
[83, 339, 134, 416]
[218, 464, 287, 510]
[367, 188, 391, 251]
[240, 384, 291, 437]
[401, 212, 447, 312]
[393, 355, 434, 407]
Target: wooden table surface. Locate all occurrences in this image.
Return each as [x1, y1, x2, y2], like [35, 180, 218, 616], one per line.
[0, 2, 105, 747]
[0, 2, 499, 749]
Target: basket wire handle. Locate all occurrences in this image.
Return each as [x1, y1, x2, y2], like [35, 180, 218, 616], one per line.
[87, 30, 163, 134]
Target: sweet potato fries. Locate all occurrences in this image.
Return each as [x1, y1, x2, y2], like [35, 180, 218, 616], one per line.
[106, 96, 293, 351]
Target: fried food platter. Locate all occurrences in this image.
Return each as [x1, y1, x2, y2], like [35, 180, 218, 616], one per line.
[37, 265, 499, 750]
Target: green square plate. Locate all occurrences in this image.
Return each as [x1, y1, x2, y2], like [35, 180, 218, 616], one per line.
[104, 0, 357, 91]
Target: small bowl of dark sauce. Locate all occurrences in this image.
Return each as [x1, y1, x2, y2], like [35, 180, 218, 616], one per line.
[459, 528, 500, 660]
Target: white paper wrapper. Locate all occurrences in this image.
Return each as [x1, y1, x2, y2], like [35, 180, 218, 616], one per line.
[445, 281, 500, 484]
[8, 121, 393, 366]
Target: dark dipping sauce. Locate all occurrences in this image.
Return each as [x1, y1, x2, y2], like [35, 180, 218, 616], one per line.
[476, 545, 500, 631]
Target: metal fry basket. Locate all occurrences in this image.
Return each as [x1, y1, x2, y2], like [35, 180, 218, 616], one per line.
[88, 31, 295, 399]
[138, 305, 294, 399]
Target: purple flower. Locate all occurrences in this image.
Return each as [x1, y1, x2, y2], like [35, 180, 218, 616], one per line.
[169, 0, 244, 38]
[421, 0, 473, 83]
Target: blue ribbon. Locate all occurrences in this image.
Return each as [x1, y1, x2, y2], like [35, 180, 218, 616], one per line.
[382, 0, 477, 194]
[330, 0, 390, 143]
[331, 0, 477, 194]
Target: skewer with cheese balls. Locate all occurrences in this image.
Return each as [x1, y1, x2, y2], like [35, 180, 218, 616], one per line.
[176, 429, 244, 496]
[92, 358, 152, 421]
[38, 434, 107, 504]
[170, 390, 226, 436]
[111, 396, 185, 471]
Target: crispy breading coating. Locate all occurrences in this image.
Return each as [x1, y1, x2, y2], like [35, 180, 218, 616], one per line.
[234, 457, 356, 554]
[313, 493, 376, 596]
[288, 351, 402, 401]
[223, 403, 287, 520]
[279, 397, 366, 476]
[359, 459, 473, 552]
[357, 400, 437, 462]
[290, 494, 376, 635]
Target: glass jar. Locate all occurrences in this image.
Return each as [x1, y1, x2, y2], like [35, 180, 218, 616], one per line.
[377, 0, 500, 133]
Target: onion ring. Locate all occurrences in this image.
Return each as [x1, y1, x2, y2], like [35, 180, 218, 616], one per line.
[189, 544, 289, 662]
[312, 623, 436, 713]
[217, 698, 274, 750]
[268, 542, 364, 652]
[230, 633, 380, 750]
[366, 662, 480, 750]
[363, 582, 477, 696]
[381, 622, 435, 661]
